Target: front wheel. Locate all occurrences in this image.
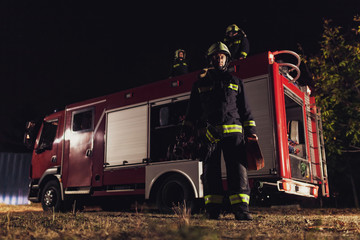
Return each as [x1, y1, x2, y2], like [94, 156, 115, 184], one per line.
[41, 180, 62, 212]
[156, 174, 196, 214]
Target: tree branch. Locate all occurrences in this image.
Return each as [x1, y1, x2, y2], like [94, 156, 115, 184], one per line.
[341, 149, 360, 153]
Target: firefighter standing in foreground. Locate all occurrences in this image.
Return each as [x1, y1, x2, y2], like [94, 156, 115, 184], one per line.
[223, 24, 249, 59]
[184, 42, 257, 220]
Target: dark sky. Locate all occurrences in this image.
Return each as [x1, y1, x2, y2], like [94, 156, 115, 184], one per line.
[0, 0, 359, 151]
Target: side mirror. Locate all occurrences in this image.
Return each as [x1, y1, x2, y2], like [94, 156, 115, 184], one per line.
[24, 121, 38, 150]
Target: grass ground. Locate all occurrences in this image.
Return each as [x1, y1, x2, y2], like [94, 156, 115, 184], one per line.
[1, 203, 360, 239]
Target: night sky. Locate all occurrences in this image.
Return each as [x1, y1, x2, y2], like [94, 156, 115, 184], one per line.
[0, 1, 359, 152]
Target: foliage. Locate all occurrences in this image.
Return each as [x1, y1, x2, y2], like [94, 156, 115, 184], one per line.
[302, 16, 360, 206]
[303, 16, 360, 159]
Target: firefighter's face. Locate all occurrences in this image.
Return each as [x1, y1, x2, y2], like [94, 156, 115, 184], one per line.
[227, 31, 238, 37]
[178, 51, 184, 58]
[213, 53, 227, 68]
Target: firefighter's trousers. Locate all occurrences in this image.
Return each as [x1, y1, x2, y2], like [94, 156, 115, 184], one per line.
[202, 133, 250, 213]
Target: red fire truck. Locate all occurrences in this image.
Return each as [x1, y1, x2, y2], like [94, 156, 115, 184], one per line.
[24, 50, 329, 212]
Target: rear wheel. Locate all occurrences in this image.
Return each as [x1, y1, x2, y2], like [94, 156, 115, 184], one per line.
[41, 180, 62, 212]
[156, 174, 196, 214]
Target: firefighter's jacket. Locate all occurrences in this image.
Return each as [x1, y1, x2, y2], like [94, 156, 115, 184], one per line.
[185, 68, 256, 139]
[170, 58, 189, 77]
[223, 33, 249, 59]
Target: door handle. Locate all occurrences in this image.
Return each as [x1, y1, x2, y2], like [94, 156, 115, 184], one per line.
[51, 155, 57, 163]
[86, 149, 93, 157]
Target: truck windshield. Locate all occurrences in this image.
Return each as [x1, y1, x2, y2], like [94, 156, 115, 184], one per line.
[36, 121, 58, 153]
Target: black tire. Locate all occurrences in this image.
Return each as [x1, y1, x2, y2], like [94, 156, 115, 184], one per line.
[41, 180, 62, 212]
[156, 174, 195, 214]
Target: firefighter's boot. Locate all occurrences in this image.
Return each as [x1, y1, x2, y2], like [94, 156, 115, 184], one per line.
[205, 203, 221, 220]
[230, 194, 253, 221]
[232, 203, 253, 221]
[234, 209, 253, 221]
[204, 193, 223, 220]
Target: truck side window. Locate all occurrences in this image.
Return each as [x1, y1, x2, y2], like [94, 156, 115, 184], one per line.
[284, 94, 306, 157]
[73, 109, 93, 132]
[37, 121, 58, 153]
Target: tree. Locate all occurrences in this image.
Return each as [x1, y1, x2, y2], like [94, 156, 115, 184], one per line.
[302, 16, 360, 207]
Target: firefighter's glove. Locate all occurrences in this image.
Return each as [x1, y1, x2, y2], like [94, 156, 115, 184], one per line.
[205, 124, 222, 143]
[171, 132, 188, 159]
[246, 134, 258, 142]
[197, 124, 222, 162]
[197, 141, 216, 162]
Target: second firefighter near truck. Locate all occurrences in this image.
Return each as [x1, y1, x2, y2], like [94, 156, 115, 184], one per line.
[223, 24, 250, 60]
[184, 42, 257, 220]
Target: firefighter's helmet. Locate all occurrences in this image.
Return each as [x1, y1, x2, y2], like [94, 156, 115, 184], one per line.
[175, 49, 186, 59]
[206, 42, 231, 70]
[225, 24, 247, 37]
[226, 24, 240, 35]
[207, 42, 231, 58]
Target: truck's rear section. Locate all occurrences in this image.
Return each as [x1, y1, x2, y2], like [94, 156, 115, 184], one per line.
[227, 51, 329, 203]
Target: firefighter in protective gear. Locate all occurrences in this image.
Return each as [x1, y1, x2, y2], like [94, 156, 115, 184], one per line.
[223, 24, 249, 59]
[170, 49, 189, 77]
[185, 42, 257, 220]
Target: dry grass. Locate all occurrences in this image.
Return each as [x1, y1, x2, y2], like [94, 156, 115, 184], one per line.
[0, 203, 42, 213]
[172, 201, 192, 227]
[1, 203, 360, 239]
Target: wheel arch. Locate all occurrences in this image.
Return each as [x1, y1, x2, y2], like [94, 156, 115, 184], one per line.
[148, 170, 198, 202]
[38, 167, 63, 201]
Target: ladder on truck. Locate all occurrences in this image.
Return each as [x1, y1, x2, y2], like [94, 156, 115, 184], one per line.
[305, 95, 329, 198]
[315, 108, 329, 197]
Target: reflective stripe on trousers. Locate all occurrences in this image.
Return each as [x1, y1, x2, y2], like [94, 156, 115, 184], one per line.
[205, 194, 250, 205]
[204, 195, 223, 205]
[229, 193, 250, 205]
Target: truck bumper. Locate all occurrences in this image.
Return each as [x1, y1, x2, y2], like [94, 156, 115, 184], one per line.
[277, 179, 319, 198]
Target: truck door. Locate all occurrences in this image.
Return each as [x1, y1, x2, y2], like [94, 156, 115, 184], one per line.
[63, 107, 95, 191]
[32, 113, 63, 180]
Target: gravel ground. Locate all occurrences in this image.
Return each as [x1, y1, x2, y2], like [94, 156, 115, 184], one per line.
[0, 203, 359, 239]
